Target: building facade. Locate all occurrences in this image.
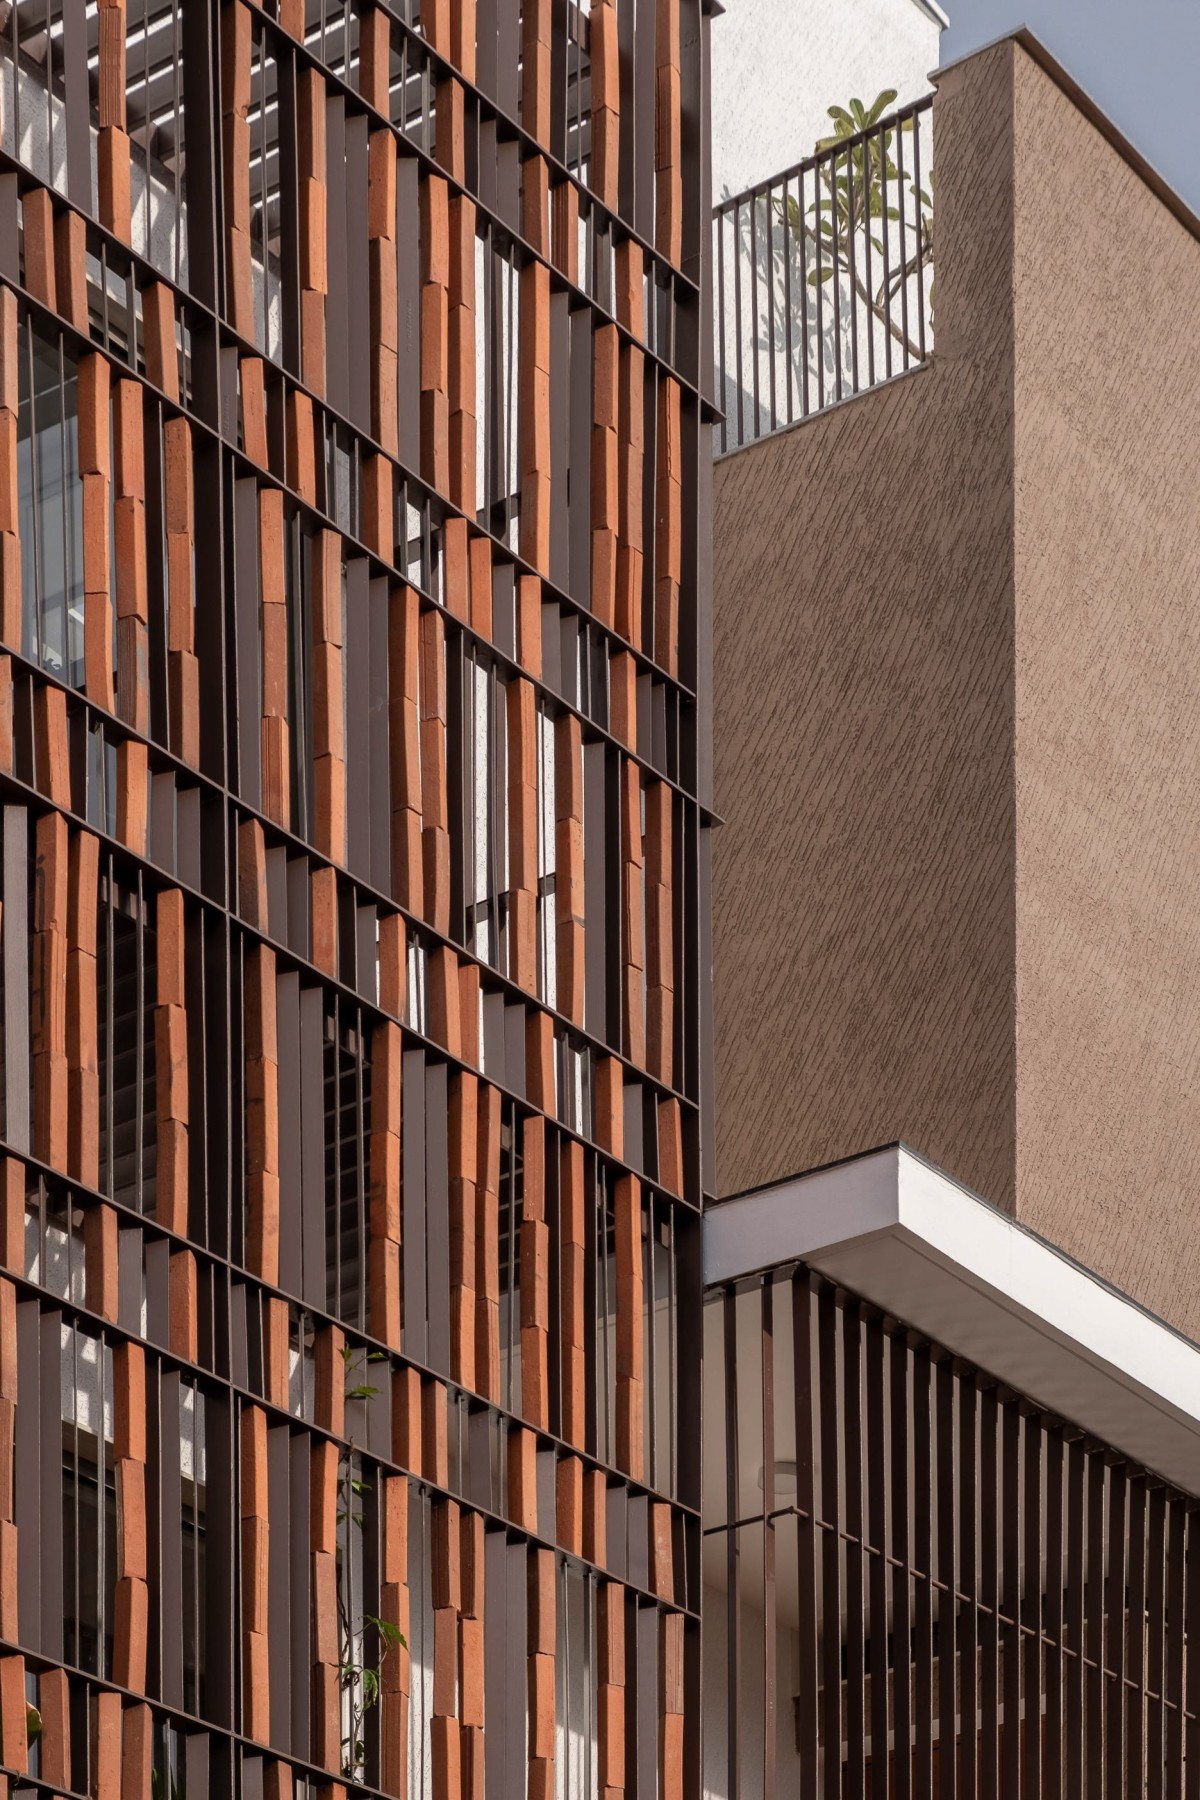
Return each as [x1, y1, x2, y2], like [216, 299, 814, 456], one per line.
[0, 1, 714, 1797]
[4, 1, 1200, 1796]
[706, 25, 1200, 1799]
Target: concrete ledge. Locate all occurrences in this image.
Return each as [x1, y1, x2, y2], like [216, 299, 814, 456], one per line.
[705, 1144, 1200, 1495]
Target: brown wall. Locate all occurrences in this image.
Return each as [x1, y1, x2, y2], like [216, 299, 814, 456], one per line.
[713, 42, 1019, 1205]
[1009, 50, 1200, 1329]
[714, 39, 1200, 1336]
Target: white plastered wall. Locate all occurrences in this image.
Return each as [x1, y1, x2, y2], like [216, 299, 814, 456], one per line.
[711, 0, 946, 201]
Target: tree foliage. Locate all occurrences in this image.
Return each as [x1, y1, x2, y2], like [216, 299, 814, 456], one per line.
[778, 89, 934, 360]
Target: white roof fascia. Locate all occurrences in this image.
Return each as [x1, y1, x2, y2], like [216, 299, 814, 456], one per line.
[912, 0, 949, 27]
[705, 1144, 1200, 1496]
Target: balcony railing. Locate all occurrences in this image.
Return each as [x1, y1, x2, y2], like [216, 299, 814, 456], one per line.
[713, 93, 934, 453]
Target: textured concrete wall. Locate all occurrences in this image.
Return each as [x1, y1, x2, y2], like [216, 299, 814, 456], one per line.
[1009, 52, 1200, 1331]
[714, 36, 1200, 1338]
[712, 42, 1018, 1204]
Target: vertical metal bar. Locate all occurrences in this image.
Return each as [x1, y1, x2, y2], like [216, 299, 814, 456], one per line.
[1166, 1500, 1185, 1792]
[716, 208, 727, 453]
[733, 201, 744, 446]
[356, 1013, 368, 1334]
[913, 1346, 934, 1798]
[1128, 1477, 1147, 1800]
[843, 1301, 866, 1797]
[1066, 1437, 1086, 1798]
[1148, 1483, 1167, 1800]
[106, 861, 116, 1196]
[912, 107, 928, 362]
[936, 1357, 958, 1800]
[1044, 1430, 1065, 1800]
[782, 176, 795, 426]
[798, 167, 811, 420]
[136, 873, 146, 1212]
[979, 1384, 1000, 1800]
[892, 1326, 912, 1800]
[1184, 1505, 1200, 1800]
[861, 129, 876, 391]
[896, 112, 912, 370]
[879, 125, 893, 381]
[793, 1272, 819, 1797]
[813, 164, 825, 413]
[28, 319, 42, 666]
[829, 147, 843, 407]
[866, 1311, 890, 1794]
[845, 141, 860, 397]
[6, 4, 17, 168]
[723, 1288, 742, 1800]
[645, 1198, 658, 1492]
[1106, 1465, 1128, 1799]
[818, 1282, 841, 1800]
[173, 0, 184, 285]
[765, 186, 777, 432]
[45, 0, 55, 194]
[761, 1278, 776, 1800]
[1086, 1452, 1107, 1800]
[332, 1007, 344, 1318]
[666, 1209, 678, 1499]
[58, 339, 69, 682]
[506, 253, 517, 543]
[595, 1166, 611, 1465]
[1001, 1400, 1022, 1796]
[1024, 1413, 1043, 1796]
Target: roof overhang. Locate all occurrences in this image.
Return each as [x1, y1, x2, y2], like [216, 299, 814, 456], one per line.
[704, 1145, 1200, 1496]
[912, 0, 949, 29]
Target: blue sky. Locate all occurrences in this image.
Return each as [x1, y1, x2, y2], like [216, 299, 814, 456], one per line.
[942, 0, 1200, 212]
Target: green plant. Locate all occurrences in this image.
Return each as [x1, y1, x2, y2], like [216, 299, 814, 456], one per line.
[336, 1346, 406, 1782]
[151, 1765, 185, 1800]
[778, 89, 933, 361]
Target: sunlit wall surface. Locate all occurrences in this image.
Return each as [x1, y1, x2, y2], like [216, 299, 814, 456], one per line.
[0, 0, 713, 1794]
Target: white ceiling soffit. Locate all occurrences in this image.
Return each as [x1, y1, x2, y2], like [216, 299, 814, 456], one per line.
[704, 1145, 1200, 1497]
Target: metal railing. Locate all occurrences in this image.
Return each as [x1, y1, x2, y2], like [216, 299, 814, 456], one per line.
[713, 93, 934, 453]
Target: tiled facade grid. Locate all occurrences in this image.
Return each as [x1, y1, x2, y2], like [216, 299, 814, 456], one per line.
[0, 0, 712, 1795]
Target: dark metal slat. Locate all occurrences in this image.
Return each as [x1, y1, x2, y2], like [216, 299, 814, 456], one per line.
[793, 1272, 819, 1795]
[818, 1281, 841, 1800]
